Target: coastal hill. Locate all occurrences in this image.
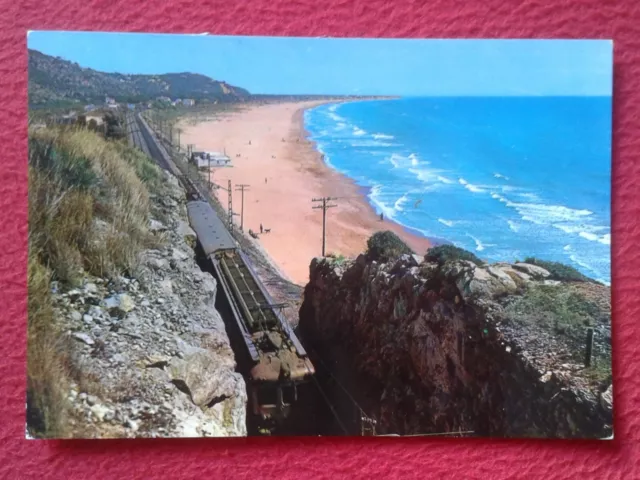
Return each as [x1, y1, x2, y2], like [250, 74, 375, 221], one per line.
[28, 49, 250, 107]
[299, 239, 612, 438]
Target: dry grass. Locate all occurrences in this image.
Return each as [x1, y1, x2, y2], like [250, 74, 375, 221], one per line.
[27, 125, 164, 437]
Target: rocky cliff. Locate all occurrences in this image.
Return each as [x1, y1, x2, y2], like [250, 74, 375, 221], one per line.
[299, 250, 612, 438]
[40, 173, 246, 438]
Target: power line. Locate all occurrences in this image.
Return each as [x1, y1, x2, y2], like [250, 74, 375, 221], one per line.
[312, 197, 338, 256]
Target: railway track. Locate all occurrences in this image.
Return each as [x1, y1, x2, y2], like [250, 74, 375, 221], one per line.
[126, 111, 322, 433]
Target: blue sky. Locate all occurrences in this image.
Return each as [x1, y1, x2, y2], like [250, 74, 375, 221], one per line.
[27, 31, 612, 96]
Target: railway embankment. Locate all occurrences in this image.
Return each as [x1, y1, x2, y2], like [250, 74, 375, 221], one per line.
[27, 127, 246, 438]
[299, 239, 613, 438]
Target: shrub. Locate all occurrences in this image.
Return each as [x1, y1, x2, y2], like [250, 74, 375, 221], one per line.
[26, 254, 71, 438]
[425, 244, 483, 266]
[366, 230, 413, 262]
[27, 126, 164, 436]
[523, 257, 594, 283]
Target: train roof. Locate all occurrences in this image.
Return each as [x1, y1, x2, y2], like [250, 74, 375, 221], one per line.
[186, 200, 237, 255]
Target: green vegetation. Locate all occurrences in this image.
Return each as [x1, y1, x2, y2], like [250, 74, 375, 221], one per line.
[366, 231, 413, 262]
[27, 125, 163, 437]
[523, 257, 594, 283]
[29, 49, 250, 107]
[425, 244, 484, 266]
[504, 284, 611, 382]
[506, 285, 600, 330]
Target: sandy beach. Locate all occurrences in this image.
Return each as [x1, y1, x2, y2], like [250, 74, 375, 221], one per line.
[178, 100, 431, 285]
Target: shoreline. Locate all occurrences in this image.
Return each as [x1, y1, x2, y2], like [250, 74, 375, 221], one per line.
[178, 99, 431, 285]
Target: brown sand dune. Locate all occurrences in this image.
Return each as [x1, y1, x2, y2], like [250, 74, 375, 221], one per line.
[179, 101, 431, 285]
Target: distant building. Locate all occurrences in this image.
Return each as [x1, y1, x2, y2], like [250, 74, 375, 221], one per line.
[105, 96, 116, 105]
[182, 99, 195, 107]
[127, 103, 136, 110]
[84, 104, 96, 112]
[107, 103, 119, 109]
[172, 99, 181, 106]
[157, 96, 171, 103]
[191, 151, 231, 169]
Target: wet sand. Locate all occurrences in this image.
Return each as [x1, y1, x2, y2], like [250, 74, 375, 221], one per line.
[178, 100, 431, 285]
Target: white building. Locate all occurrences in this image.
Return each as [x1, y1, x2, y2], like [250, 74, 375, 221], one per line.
[191, 151, 231, 169]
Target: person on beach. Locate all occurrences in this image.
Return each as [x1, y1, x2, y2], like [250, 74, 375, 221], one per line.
[265, 177, 267, 184]
[380, 212, 384, 221]
[260, 223, 263, 234]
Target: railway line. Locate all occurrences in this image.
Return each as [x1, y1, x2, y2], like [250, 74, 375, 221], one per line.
[125, 111, 324, 433]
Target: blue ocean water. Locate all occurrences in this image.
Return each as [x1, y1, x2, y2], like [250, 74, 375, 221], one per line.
[305, 97, 612, 284]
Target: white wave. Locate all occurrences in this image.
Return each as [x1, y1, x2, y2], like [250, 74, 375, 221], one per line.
[390, 153, 427, 169]
[328, 104, 339, 113]
[458, 178, 485, 193]
[507, 220, 520, 232]
[579, 231, 599, 242]
[493, 194, 593, 224]
[350, 140, 396, 148]
[438, 218, 454, 227]
[579, 231, 611, 245]
[518, 192, 539, 200]
[372, 133, 394, 140]
[353, 127, 366, 136]
[437, 175, 454, 184]
[368, 184, 398, 221]
[564, 244, 572, 251]
[494, 172, 510, 180]
[394, 194, 409, 212]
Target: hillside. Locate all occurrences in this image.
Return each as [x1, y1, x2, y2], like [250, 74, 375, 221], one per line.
[299, 241, 612, 438]
[28, 49, 250, 107]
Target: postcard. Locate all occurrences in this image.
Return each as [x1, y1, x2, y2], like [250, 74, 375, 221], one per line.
[26, 32, 612, 439]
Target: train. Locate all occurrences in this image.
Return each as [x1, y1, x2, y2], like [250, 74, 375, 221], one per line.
[128, 112, 316, 424]
[186, 195, 315, 422]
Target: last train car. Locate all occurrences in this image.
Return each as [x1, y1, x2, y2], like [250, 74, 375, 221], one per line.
[186, 200, 315, 421]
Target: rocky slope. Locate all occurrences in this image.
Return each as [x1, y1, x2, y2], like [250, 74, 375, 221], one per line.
[46, 173, 246, 438]
[28, 49, 250, 107]
[299, 252, 612, 438]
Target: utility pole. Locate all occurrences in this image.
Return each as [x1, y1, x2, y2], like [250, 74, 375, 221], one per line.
[235, 184, 250, 231]
[312, 197, 338, 256]
[228, 179, 233, 232]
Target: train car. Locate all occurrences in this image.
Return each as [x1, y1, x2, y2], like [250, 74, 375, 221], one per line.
[186, 200, 315, 422]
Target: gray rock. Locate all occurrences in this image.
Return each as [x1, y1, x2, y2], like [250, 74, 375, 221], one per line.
[104, 293, 135, 314]
[86, 395, 98, 406]
[176, 220, 197, 246]
[411, 254, 425, 266]
[513, 262, 551, 279]
[159, 279, 173, 295]
[72, 332, 94, 345]
[148, 257, 170, 271]
[84, 283, 98, 294]
[83, 314, 93, 324]
[149, 218, 167, 232]
[70, 310, 83, 322]
[168, 351, 236, 407]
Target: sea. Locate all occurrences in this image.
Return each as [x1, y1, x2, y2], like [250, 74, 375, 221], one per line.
[304, 97, 612, 284]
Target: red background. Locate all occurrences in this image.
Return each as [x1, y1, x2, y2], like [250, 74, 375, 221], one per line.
[2, 1, 637, 478]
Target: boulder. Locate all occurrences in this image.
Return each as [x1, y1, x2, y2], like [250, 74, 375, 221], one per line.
[104, 293, 135, 315]
[168, 351, 237, 407]
[177, 220, 197, 247]
[149, 219, 167, 232]
[513, 263, 551, 280]
[72, 332, 94, 345]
